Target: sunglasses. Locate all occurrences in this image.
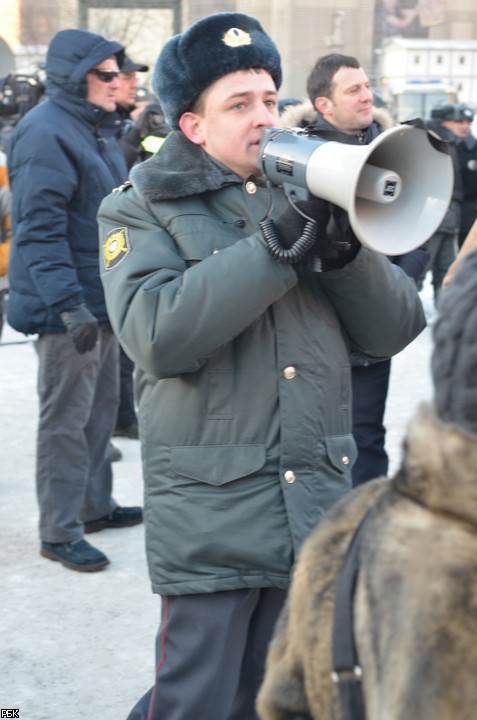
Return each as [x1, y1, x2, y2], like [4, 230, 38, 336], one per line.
[89, 69, 120, 83]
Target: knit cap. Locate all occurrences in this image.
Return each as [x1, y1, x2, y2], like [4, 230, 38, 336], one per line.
[431, 247, 477, 437]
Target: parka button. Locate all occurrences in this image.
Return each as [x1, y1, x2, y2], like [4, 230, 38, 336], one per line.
[284, 470, 296, 484]
[212, 248, 220, 254]
[283, 366, 297, 380]
[245, 180, 257, 194]
[342, 456, 350, 465]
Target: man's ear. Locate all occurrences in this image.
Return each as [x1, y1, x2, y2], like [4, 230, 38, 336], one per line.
[314, 96, 331, 116]
[179, 112, 205, 145]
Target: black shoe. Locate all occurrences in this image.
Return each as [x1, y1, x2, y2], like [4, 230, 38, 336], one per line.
[84, 506, 143, 534]
[113, 423, 139, 439]
[40, 538, 110, 572]
[110, 442, 123, 462]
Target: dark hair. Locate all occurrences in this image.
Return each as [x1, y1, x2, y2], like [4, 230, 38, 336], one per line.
[306, 53, 360, 104]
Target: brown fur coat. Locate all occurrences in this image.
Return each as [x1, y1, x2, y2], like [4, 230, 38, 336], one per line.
[257, 402, 477, 720]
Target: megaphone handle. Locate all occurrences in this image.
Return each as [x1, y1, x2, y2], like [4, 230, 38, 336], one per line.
[260, 217, 317, 264]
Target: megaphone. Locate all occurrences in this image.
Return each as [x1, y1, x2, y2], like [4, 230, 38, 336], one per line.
[258, 124, 453, 255]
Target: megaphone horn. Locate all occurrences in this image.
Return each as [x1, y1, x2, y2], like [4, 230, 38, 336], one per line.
[259, 125, 453, 255]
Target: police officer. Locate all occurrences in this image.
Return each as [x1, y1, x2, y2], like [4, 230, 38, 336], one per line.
[450, 104, 477, 247]
[422, 103, 466, 302]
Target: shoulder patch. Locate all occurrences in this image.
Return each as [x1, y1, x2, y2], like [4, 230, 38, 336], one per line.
[102, 227, 130, 270]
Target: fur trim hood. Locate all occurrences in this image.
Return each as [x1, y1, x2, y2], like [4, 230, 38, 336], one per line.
[279, 98, 395, 133]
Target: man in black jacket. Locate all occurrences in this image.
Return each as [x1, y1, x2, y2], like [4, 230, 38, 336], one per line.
[304, 53, 428, 486]
[451, 104, 476, 248]
[116, 53, 149, 171]
[422, 103, 465, 301]
[114, 53, 150, 440]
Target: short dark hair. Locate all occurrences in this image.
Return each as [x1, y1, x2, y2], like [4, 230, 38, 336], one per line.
[306, 53, 360, 104]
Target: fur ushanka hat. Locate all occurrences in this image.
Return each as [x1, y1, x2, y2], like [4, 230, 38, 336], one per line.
[432, 247, 477, 438]
[152, 12, 282, 129]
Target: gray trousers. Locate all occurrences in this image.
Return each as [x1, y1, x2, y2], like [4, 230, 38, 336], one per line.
[128, 588, 287, 720]
[35, 328, 119, 543]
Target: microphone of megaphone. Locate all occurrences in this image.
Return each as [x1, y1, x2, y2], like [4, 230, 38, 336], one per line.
[258, 124, 453, 255]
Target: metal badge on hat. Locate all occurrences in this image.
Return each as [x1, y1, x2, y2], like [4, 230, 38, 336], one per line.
[222, 28, 252, 47]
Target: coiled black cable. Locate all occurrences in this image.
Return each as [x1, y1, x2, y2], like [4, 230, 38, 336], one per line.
[259, 179, 319, 264]
[259, 217, 317, 263]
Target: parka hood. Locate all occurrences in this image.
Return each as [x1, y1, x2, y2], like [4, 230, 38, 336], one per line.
[46, 29, 124, 100]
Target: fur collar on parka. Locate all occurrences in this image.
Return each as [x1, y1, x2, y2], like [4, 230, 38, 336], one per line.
[130, 129, 239, 202]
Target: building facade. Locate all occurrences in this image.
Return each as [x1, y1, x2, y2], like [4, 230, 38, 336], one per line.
[1, 0, 477, 103]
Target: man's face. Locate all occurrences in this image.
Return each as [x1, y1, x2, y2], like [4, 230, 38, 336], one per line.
[116, 71, 138, 109]
[180, 69, 279, 179]
[86, 56, 120, 112]
[316, 66, 374, 134]
[442, 119, 472, 139]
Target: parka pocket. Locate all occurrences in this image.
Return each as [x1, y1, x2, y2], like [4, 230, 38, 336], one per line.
[324, 434, 358, 473]
[170, 444, 266, 486]
[170, 215, 240, 265]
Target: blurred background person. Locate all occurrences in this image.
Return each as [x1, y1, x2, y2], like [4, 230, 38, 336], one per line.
[419, 103, 465, 304]
[114, 54, 172, 441]
[0, 148, 11, 339]
[454, 105, 477, 248]
[116, 53, 149, 171]
[113, 53, 151, 441]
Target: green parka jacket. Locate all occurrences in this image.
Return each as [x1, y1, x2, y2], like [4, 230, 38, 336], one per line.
[98, 130, 426, 596]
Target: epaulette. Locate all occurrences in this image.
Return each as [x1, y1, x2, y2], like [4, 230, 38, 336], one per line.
[112, 180, 133, 193]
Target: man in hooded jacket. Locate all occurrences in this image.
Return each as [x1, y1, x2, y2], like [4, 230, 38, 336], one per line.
[7, 29, 142, 573]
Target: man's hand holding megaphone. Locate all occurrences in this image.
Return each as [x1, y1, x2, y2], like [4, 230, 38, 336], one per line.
[266, 196, 361, 272]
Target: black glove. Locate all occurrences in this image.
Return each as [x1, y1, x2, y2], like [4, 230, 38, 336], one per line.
[262, 197, 329, 267]
[273, 197, 329, 244]
[60, 304, 99, 354]
[270, 197, 360, 270]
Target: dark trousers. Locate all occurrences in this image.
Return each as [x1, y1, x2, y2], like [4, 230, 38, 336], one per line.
[116, 345, 137, 429]
[128, 588, 287, 720]
[351, 359, 391, 487]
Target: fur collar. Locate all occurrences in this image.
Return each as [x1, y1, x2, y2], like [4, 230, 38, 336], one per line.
[279, 99, 394, 133]
[394, 403, 477, 528]
[129, 130, 239, 202]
